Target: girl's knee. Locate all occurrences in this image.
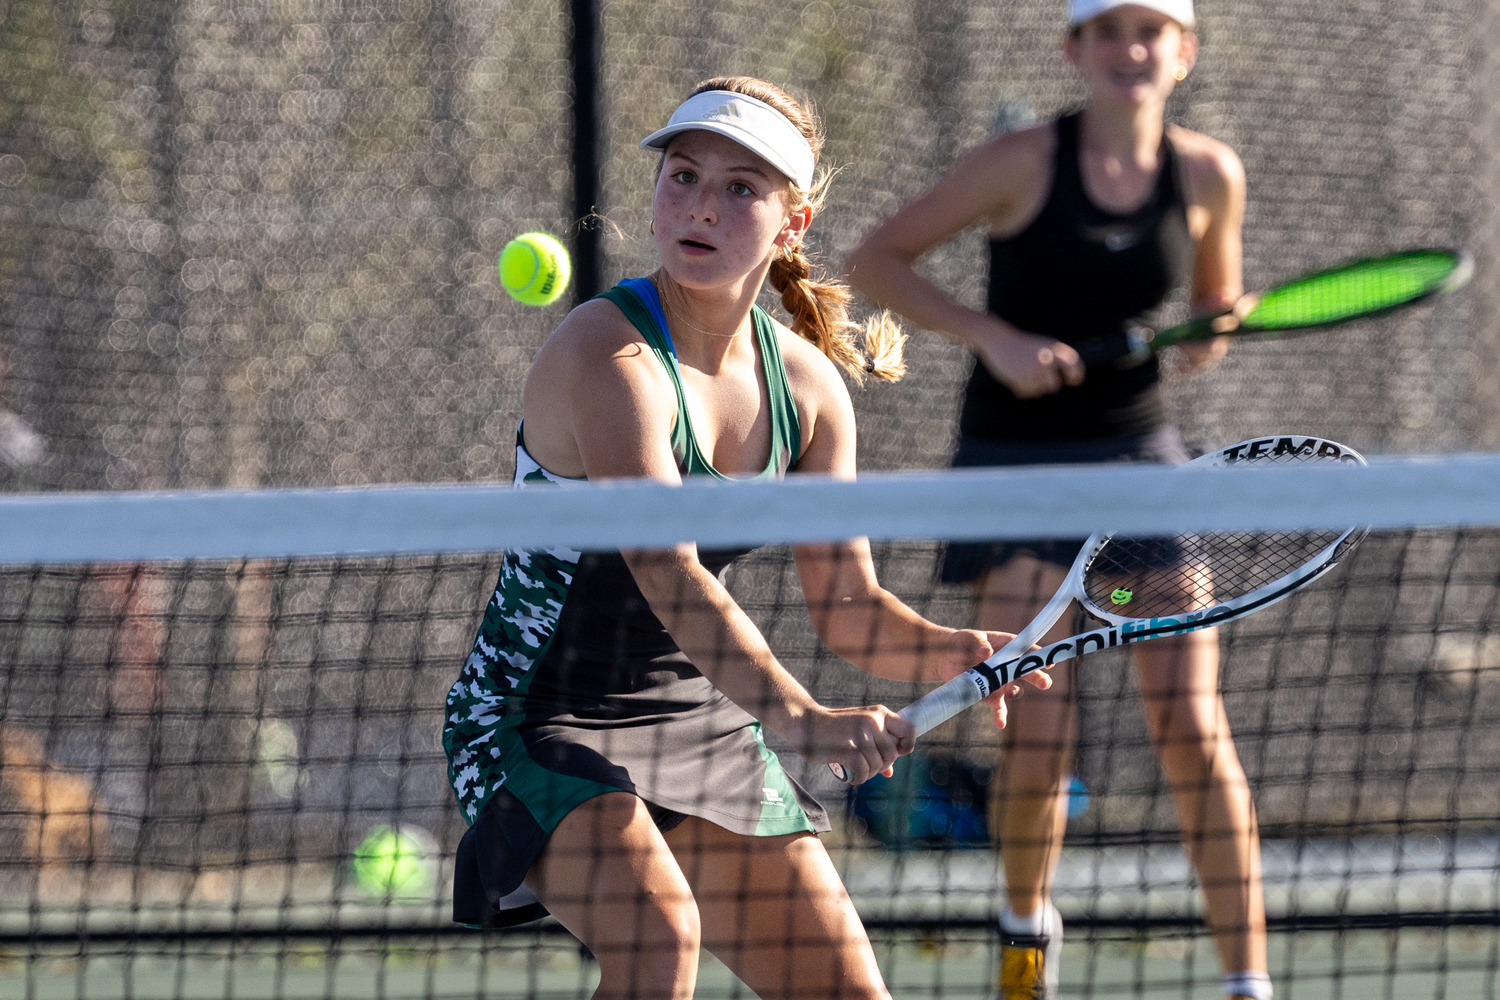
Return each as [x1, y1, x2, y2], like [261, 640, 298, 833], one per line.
[1152, 726, 1247, 789]
[1149, 711, 1219, 749]
[997, 760, 1071, 798]
[660, 898, 702, 952]
[1140, 688, 1225, 744]
[592, 897, 700, 987]
[619, 890, 700, 958]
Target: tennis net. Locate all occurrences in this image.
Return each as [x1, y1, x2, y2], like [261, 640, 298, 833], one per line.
[1, 458, 1498, 999]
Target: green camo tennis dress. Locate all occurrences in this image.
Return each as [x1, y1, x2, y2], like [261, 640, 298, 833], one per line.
[444, 277, 829, 927]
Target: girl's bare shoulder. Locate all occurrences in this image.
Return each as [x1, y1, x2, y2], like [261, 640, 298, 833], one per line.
[1166, 125, 1246, 205]
[771, 317, 846, 401]
[956, 122, 1056, 234]
[527, 297, 673, 402]
[959, 121, 1055, 187]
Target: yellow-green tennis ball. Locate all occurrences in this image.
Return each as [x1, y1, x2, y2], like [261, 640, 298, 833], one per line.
[352, 825, 437, 897]
[499, 232, 571, 306]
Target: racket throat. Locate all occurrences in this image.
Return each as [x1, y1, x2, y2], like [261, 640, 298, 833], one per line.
[1001, 622, 1132, 680]
[967, 660, 1011, 697]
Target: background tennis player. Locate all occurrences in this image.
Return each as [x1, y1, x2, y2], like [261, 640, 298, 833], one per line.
[846, 2, 1268, 999]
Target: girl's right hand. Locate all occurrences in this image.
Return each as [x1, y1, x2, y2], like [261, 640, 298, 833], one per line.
[799, 704, 915, 785]
[973, 321, 1085, 398]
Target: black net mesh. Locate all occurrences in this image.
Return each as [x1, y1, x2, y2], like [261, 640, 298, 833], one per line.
[1, 0, 1497, 997]
[0, 529, 1498, 997]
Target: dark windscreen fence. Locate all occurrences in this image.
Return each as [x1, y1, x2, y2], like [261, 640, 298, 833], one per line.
[0, 1, 1497, 998]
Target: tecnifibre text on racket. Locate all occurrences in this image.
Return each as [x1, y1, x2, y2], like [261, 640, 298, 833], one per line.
[830, 435, 1370, 782]
[1074, 248, 1471, 366]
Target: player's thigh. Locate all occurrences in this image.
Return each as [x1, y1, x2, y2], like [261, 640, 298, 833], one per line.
[1132, 628, 1225, 742]
[527, 792, 699, 963]
[664, 816, 888, 1000]
[975, 554, 1072, 634]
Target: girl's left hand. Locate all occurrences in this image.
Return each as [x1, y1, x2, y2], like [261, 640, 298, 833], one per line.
[937, 629, 1053, 729]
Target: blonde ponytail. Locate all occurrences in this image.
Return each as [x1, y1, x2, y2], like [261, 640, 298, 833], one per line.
[767, 244, 906, 384]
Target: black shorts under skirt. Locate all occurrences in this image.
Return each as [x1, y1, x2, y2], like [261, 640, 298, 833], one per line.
[453, 791, 691, 929]
[939, 427, 1192, 582]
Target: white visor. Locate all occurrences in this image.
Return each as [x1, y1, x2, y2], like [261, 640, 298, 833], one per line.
[639, 90, 816, 190]
[1069, 0, 1194, 28]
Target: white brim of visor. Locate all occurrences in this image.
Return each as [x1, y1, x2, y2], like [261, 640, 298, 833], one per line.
[639, 91, 816, 191]
[1068, 0, 1194, 27]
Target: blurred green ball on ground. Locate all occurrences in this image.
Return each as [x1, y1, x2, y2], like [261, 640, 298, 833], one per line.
[351, 825, 439, 898]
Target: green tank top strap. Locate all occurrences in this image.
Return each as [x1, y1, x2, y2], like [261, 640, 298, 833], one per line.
[748, 303, 802, 475]
[595, 280, 802, 479]
[594, 283, 698, 472]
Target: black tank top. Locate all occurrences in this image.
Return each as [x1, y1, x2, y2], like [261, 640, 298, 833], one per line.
[959, 111, 1194, 443]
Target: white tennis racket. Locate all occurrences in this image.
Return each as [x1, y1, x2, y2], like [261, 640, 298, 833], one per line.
[831, 434, 1369, 782]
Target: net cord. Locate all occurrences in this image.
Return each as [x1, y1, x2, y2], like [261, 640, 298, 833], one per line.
[2, 455, 1499, 564]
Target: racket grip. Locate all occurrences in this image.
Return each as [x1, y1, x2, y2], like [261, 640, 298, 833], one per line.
[1074, 326, 1152, 366]
[899, 668, 992, 737]
[827, 665, 1001, 784]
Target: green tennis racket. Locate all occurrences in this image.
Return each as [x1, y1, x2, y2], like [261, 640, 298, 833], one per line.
[1077, 248, 1472, 365]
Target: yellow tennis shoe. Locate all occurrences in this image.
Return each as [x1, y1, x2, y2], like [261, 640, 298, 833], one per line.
[997, 906, 1061, 1000]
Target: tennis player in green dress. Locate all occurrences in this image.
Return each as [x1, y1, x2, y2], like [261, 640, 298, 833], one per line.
[444, 76, 1046, 1000]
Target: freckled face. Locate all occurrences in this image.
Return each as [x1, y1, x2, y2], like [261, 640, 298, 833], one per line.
[652, 130, 800, 291]
[1065, 6, 1194, 107]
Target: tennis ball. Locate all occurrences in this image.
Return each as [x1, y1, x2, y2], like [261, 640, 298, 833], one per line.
[351, 825, 438, 897]
[499, 232, 571, 306]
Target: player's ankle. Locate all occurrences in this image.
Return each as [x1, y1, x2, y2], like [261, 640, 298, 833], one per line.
[1222, 971, 1272, 1000]
[999, 900, 1054, 937]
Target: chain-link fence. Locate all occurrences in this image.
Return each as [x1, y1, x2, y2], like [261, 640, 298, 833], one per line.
[0, 0, 1487, 496]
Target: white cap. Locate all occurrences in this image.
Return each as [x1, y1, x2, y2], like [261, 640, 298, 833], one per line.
[1069, 0, 1194, 28]
[640, 90, 816, 190]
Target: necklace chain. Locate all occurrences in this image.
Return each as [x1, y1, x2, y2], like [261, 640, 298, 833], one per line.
[664, 299, 747, 340]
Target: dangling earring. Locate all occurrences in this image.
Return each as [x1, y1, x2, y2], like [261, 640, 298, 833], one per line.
[649, 219, 655, 234]
[1172, 65, 1188, 81]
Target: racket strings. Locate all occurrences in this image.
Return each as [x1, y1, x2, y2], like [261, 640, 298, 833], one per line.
[1081, 527, 1347, 620]
[1244, 250, 1460, 329]
[1079, 443, 1367, 619]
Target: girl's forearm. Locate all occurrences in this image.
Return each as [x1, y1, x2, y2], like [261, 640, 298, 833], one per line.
[623, 547, 822, 737]
[811, 584, 957, 684]
[846, 245, 1000, 351]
